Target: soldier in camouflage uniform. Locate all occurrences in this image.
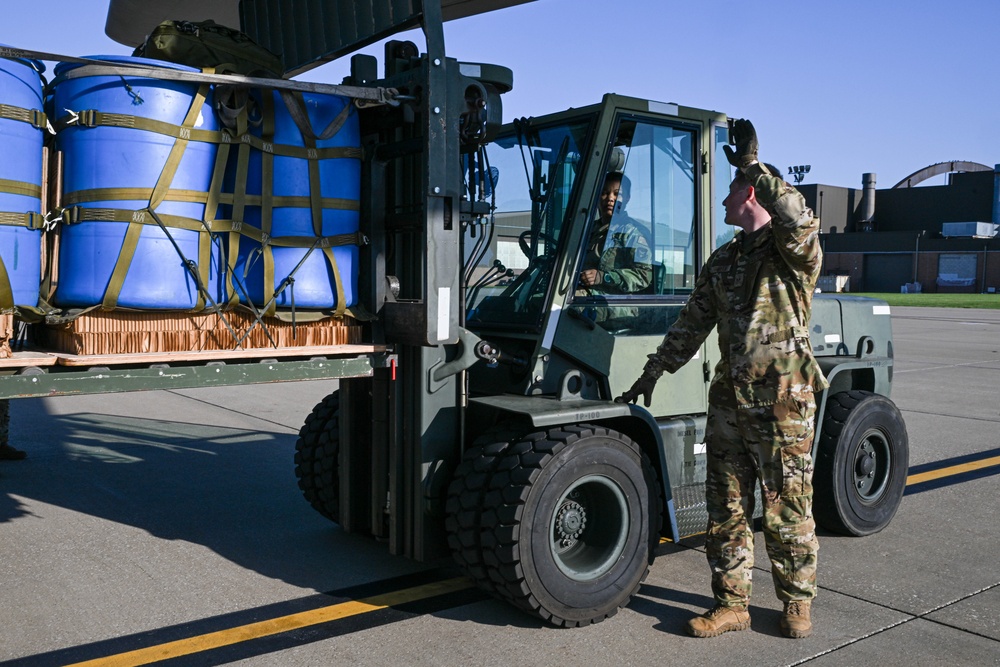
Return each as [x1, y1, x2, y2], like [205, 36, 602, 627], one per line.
[579, 172, 653, 328]
[618, 119, 827, 639]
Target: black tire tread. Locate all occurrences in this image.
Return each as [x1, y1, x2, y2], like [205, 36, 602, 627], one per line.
[444, 425, 527, 594]
[294, 392, 340, 523]
[478, 424, 659, 627]
[814, 390, 907, 536]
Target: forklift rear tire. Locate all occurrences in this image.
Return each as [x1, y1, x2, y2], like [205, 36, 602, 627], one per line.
[478, 425, 660, 627]
[294, 391, 341, 523]
[814, 390, 908, 536]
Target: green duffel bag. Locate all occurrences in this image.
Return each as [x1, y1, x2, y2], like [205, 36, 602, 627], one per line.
[132, 19, 283, 77]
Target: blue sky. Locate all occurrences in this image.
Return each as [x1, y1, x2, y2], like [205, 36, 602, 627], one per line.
[6, 0, 999, 189]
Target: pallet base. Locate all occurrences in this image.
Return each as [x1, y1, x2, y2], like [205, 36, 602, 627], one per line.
[40, 310, 363, 356]
[0, 313, 12, 360]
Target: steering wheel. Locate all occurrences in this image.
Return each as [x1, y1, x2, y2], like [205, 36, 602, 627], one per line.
[518, 230, 554, 258]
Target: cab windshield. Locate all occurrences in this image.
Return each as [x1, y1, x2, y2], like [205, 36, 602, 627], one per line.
[464, 116, 592, 329]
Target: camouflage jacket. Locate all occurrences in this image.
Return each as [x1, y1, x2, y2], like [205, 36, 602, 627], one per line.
[582, 214, 653, 295]
[643, 165, 829, 408]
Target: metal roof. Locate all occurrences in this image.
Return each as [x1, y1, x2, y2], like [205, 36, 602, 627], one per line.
[105, 0, 535, 50]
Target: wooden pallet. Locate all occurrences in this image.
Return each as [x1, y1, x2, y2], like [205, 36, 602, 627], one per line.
[0, 344, 383, 370]
[0, 313, 12, 360]
[40, 309, 362, 356]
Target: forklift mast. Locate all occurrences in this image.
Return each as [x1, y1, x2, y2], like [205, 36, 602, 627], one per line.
[238, 0, 517, 559]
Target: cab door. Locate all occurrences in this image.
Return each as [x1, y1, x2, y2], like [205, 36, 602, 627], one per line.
[553, 112, 711, 418]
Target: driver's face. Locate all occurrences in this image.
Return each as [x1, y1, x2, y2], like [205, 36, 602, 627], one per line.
[599, 177, 623, 223]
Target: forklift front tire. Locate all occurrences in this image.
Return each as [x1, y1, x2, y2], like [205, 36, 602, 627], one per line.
[477, 425, 660, 627]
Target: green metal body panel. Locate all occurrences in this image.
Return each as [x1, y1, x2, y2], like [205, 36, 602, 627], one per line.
[0, 356, 378, 400]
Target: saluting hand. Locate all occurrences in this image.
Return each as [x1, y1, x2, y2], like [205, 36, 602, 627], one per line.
[723, 118, 759, 171]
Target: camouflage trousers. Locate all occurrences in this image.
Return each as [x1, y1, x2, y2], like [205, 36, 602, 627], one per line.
[703, 392, 819, 606]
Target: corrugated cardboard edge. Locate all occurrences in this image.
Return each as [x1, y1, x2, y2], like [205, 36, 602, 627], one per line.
[41, 310, 362, 356]
[0, 313, 12, 359]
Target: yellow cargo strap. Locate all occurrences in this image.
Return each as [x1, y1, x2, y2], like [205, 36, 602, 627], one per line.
[0, 171, 44, 311]
[259, 92, 277, 316]
[278, 90, 352, 141]
[0, 178, 42, 199]
[225, 101, 253, 308]
[61, 207, 363, 248]
[55, 84, 361, 318]
[0, 211, 43, 230]
[0, 257, 12, 313]
[54, 109, 361, 160]
[0, 103, 48, 130]
[62, 185, 364, 212]
[99, 83, 212, 310]
[248, 91, 350, 318]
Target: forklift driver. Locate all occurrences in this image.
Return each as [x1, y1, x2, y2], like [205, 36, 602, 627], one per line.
[579, 171, 653, 297]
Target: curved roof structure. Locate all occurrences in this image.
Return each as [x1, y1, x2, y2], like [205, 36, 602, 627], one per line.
[892, 161, 992, 188]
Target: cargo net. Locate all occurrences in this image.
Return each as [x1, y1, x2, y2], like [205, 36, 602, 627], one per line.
[0, 99, 48, 317]
[39, 54, 370, 354]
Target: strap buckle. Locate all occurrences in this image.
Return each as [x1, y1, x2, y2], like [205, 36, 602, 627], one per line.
[77, 109, 99, 127]
[24, 212, 44, 230]
[63, 109, 98, 128]
[29, 108, 47, 130]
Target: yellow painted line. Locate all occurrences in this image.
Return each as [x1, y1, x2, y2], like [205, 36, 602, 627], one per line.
[64, 453, 1000, 666]
[67, 577, 472, 667]
[906, 455, 1000, 486]
[668, 455, 1000, 543]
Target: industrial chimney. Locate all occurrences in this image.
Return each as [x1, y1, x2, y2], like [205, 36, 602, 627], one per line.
[859, 173, 876, 232]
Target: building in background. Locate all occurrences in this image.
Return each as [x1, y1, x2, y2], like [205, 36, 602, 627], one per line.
[801, 163, 1000, 293]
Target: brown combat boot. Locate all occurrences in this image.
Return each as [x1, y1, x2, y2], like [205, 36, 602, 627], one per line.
[685, 604, 751, 638]
[780, 600, 812, 638]
[0, 443, 26, 461]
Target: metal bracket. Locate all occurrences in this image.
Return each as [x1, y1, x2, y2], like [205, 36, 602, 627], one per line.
[429, 327, 483, 387]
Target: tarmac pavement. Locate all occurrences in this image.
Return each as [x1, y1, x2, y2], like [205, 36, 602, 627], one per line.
[1, 305, 999, 666]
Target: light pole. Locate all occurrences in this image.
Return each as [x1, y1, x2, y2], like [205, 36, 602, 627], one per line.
[788, 164, 811, 184]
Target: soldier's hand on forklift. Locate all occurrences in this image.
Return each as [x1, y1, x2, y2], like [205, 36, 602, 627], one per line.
[723, 118, 759, 171]
[615, 373, 657, 407]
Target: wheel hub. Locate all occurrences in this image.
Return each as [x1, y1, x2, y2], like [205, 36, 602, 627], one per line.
[853, 431, 891, 501]
[856, 452, 876, 477]
[556, 499, 587, 547]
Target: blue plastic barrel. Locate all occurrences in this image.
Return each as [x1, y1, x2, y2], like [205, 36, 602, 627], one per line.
[228, 90, 360, 310]
[52, 56, 224, 309]
[0, 54, 45, 308]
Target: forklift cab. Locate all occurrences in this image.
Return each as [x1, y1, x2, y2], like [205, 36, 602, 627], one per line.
[465, 94, 733, 420]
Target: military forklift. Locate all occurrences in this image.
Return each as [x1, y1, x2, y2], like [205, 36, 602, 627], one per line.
[260, 0, 909, 627]
[0, 0, 907, 628]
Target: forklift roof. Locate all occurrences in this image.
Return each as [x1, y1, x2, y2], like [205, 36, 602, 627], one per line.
[106, 0, 536, 75]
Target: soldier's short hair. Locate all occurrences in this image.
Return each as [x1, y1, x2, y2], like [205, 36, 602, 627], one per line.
[732, 163, 783, 187]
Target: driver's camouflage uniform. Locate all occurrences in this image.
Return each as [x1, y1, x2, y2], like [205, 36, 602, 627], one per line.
[580, 214, 653, 329]
[582, 214, 654, 295]
[640, 165, 828, 606]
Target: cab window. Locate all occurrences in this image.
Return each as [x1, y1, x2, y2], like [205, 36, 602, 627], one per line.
[571, 117, 699, 334]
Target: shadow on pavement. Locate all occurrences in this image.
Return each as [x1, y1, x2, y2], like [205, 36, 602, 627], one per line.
[0, 396, 430, 595]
